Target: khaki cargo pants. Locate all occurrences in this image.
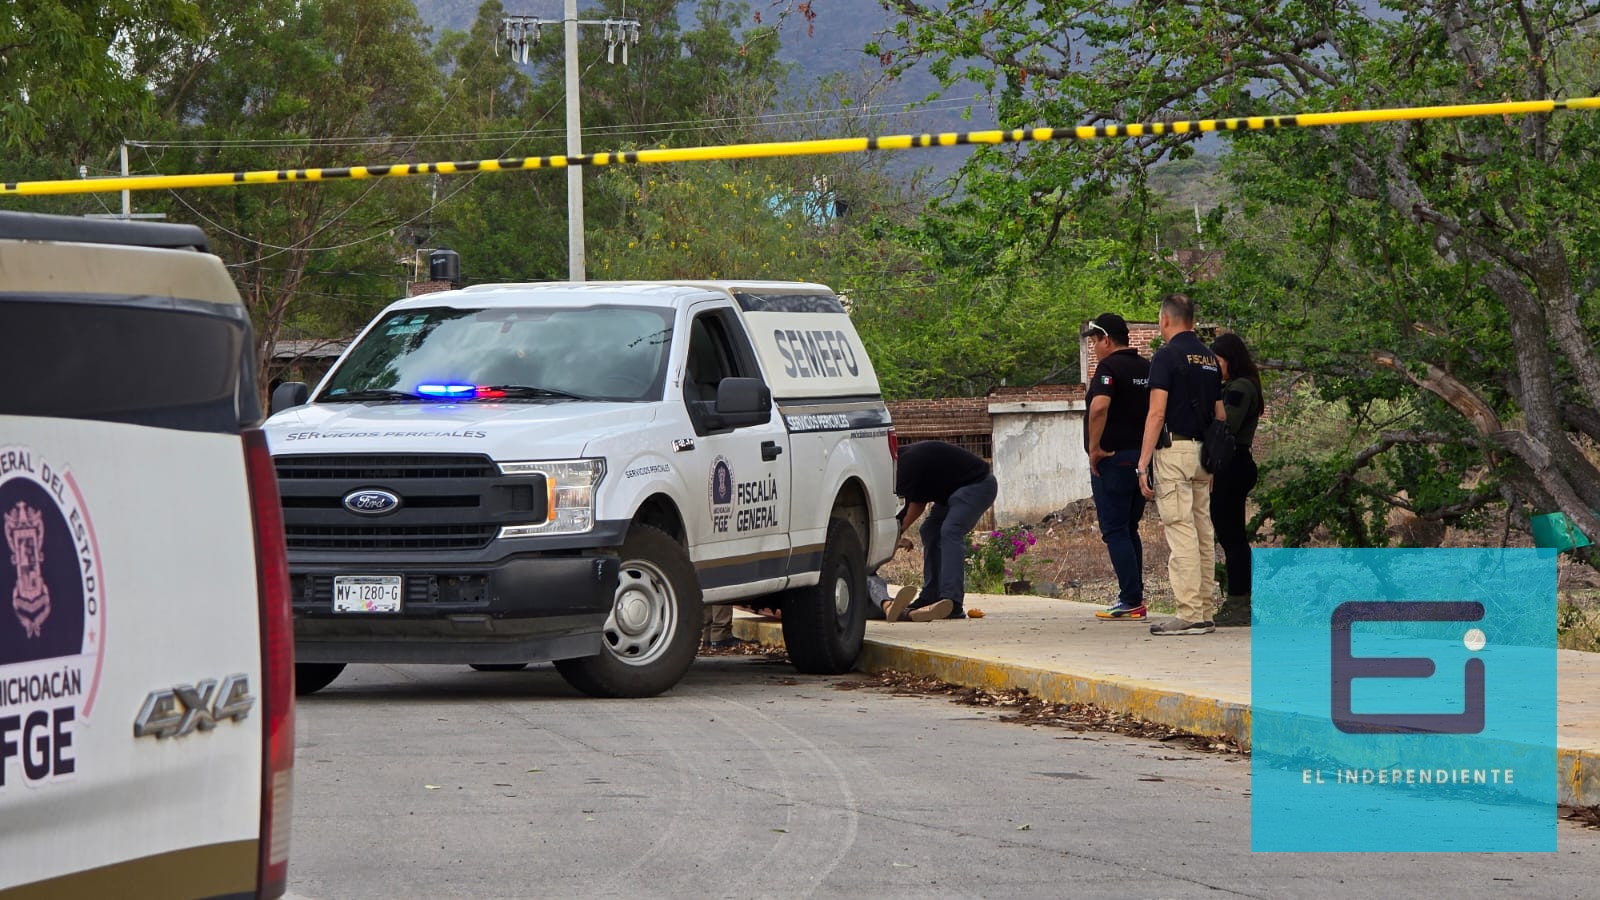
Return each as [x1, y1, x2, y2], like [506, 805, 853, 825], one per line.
[1153, 440, 1216, 623]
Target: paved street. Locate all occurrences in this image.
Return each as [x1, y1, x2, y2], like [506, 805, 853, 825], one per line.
[288, 656, 1598, 899]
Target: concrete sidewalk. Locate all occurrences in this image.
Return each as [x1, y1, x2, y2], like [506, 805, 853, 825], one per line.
[732, 593, 1600, 806]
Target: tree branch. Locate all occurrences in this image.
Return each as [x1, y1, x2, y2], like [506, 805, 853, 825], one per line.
[1370, 350, 1502, 436]
[1566, 404, 1600, 443]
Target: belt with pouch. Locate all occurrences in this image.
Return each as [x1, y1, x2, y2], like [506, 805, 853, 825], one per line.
[1158, 425, 1200, 446]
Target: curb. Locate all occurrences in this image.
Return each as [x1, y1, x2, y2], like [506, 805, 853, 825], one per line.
[734, 617, 1248, 740]
[733, 616, 1600, 807]
[1565, 749, 1599, 807]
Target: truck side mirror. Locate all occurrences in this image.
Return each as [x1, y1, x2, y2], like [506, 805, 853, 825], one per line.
[688, 377, 771, 434]
[715, 377, 771, 416]
[270, 381, 310, 414]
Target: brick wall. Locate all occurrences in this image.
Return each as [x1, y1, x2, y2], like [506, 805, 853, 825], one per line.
[886, 397, 993, 460]
[408, 279, 455, 297]
[988, 383, 1087, 404]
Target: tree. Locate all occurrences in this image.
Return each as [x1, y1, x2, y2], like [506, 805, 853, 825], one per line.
[0, 0, 203, 161]
[138, 0, 447, 388]
[423, 0, 558, 283]
[871, 0, 1600, 557]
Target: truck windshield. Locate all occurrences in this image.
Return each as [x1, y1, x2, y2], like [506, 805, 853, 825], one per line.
[318, 305, 674, 403]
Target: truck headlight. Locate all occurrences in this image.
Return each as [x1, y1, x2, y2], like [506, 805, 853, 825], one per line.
[497, 458, 604, 537]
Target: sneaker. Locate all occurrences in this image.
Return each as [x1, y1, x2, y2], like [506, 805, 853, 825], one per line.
[943, 607, 967, 620]
[709, 636, 750, 649]
[906, 599, 954, 622]
[1095, 602, 1147, 621]
[882, 586, 916, 623]
[1149, 618, 1215, 636]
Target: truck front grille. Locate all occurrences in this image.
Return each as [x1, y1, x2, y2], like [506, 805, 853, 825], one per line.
[274, 452, 544, 553]
[285, 524, 499, 551]
[275, 454, 499, 480]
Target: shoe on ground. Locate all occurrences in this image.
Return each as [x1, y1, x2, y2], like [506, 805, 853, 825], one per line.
[1149, 618, 1215, 636]
[1095, 601, 1147, 621]
[906, 598, 954, 622]
[1212, 598, 1251, 627]
[882, 586, 916, 623]
[709, 636, 750, 649]
[943, 606, 967, 620]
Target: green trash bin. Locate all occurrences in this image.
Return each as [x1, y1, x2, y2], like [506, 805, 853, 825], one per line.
[1530, 511, 1593, 552]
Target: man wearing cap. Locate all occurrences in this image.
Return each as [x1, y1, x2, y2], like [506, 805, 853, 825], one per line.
[1081, 313, 1152, 621]
[1137, 293, 1225, 636]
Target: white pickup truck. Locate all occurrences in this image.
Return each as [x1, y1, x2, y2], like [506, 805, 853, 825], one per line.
[266, 281, 899, 698]
[0, 211, 294, 897]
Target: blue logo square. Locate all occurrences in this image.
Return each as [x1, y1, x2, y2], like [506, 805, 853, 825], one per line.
[1251, 548, 1557, 852]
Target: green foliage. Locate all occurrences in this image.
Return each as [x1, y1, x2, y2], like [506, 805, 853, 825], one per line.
[1558, 601, 1600, 652]
[964, 524, 1038, 594]
[589, 163, 833, 281]
[873, 0, 1600, 554]
[0, 0, 202, 159]
[128, 0, 446, 385]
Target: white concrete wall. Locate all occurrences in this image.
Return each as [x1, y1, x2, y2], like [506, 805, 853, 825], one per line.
[988, 399, 1090, 526]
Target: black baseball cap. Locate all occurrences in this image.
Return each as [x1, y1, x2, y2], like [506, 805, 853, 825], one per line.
[1081, 312, 1129, 344]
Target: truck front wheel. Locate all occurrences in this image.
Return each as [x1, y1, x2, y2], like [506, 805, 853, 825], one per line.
[780, 517, 867, 674]
[554, 525, 701, 698]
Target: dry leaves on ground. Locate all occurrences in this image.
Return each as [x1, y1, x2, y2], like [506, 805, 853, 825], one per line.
[697, 640, 788, 659]
[830, 670, 1249, 757]
[1559, 804, 1600, 830]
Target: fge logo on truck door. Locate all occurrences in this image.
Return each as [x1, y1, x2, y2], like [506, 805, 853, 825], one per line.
[0, 446, 106, 788]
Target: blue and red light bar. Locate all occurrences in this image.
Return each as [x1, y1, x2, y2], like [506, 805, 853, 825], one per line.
[416, 384, 506, 399]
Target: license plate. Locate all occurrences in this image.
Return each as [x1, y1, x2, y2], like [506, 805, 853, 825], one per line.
[333, 575, 402, 613]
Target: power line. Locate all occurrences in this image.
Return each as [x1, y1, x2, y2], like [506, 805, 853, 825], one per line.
[122, 95, 987, 151]
[145, 52, 585, 263]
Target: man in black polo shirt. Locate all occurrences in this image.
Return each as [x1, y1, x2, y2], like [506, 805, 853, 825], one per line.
[889, 440, 999, 621]
[1137, 293, 1224, 635]
[1081, 313, 1151, 621]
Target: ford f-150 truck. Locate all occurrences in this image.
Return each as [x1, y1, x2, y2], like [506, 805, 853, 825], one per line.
[266, 280, 899, 698]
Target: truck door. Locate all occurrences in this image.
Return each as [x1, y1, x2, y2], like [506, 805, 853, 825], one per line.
[679, 302, 792, 597]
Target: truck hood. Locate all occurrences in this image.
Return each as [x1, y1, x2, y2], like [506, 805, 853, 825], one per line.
[264, 400, 656, 460]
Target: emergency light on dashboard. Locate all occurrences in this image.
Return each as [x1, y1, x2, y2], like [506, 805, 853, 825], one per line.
[416, 384, 506, 399]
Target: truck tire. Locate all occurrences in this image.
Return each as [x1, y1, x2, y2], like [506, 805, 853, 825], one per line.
[780, 517, 867, 674]
[295, 663, 346, 696]
[554, 525, 701, 698]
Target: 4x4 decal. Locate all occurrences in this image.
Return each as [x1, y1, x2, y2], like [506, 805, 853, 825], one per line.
[133, 674, 255, 740]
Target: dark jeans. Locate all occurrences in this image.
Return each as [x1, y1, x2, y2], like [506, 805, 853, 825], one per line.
[1209, 448, 1259, 597]
[917, 473, 999, 611]
[1090, 448, 1146, 605]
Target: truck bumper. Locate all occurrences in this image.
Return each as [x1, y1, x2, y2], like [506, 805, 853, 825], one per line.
[291, 553, 619, 665]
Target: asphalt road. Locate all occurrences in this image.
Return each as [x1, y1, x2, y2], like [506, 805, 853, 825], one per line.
[287, 655, 1598, 899]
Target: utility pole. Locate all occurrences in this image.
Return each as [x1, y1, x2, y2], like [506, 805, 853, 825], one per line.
[500, 5, 640, 282]
[563, 0, 583, 281]
[80, 142, 166, 221]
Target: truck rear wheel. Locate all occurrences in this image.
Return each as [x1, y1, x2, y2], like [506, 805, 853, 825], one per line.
[295, 663, 346, 696]
[554, 525, 701, 698]
[780, 517, 867, 674]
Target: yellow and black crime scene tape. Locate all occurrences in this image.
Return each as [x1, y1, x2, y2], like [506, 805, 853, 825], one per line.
[5, 96, 1599, 197]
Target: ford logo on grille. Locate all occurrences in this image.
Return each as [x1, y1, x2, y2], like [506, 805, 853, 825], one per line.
[343, 489, 401, 515]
